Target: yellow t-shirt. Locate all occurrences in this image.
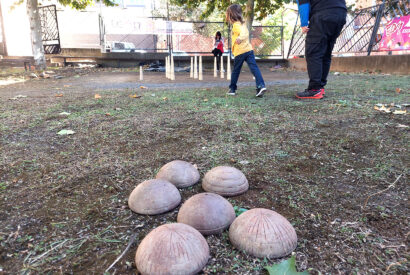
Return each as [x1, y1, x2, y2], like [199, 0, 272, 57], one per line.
[231, 22, 253, 57]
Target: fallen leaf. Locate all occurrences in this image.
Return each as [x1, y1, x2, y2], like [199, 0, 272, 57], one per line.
[129, 94, 141, 98]
[313, 109, 318, 112]
[59, 112, 71, 116]
[374, 105, 391, 113]
[57, 129, 75, 135]
[395, 88, 401, 93]
[393, 110, 406, 115]
[140, 86, 147, 89]
[63, 85, 71, 87]
[265, 255, 309, 275]
[162, 97, 168, 101]
[55, 94, 63, 97]
[105, 113, 111, 116]
[203, 98, 208, 102]
[94, 94, 101, 99]
[397, 124, 408, 128]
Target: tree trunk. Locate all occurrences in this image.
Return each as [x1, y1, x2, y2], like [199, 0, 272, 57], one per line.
[26, 0, 46, 69]
[244, 0, 255, 42]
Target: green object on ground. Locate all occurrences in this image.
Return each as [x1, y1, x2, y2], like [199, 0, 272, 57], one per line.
[57, 129, 75, 135]
[233, 206, 248, 216]
[265, 255, 309, 275]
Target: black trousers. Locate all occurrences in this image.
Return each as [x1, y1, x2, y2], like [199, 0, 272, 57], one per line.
[305, 8, 346, 90]
[212, 48, 223, 70]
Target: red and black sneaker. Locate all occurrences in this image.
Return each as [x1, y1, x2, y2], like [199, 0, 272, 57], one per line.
[296, 89, 323, 99]
[320, 88, 325, 96]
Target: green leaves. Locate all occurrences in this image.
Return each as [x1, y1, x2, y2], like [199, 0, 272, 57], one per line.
[56, 0, 116, 10]
[265, 255, 309, 275]
[233, 206, 248, 216]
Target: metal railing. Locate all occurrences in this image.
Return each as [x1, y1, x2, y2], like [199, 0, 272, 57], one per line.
[287, 0, 409, 58]
[38, 5, 61, 54]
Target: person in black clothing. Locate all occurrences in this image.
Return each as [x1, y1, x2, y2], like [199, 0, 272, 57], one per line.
[296, 0, 347, 99]
[212, 31, 224, 71]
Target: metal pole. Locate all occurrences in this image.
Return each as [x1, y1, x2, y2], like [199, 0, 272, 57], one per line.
[54, 5, 61, 54]
[367, 3, 385, 56]
[287, 14, 299, 59]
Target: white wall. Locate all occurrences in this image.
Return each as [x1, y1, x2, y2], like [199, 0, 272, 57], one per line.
[0, 0, 159, 55]
[1, 0, 32, 56]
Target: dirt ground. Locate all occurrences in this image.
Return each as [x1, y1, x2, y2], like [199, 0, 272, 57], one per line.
[0, 67, 409, 274]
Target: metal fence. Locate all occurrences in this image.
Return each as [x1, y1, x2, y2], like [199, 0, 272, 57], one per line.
[100, 16, 283, 57]
[39, 5, 61, 54]
[171, 21, 229, 54]
[41, 7, 284, 57]
[288, 0, 409, 57]
[251, 26, 283, 57]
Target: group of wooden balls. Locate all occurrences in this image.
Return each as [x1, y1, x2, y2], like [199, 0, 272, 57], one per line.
[128, 160, 298, 275]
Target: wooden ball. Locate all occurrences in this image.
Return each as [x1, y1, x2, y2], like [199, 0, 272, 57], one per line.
[177, 193, 236, 235]
[135, 223, 210, 275]
[202, 166, 248, 196]
[128, 179, 181, 215]
[156, 160, 200, 188]
[229, 208, 297, 258]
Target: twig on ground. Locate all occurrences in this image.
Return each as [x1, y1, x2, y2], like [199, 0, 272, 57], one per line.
[363, 174, 402, 208]
[105, 232, 139, 273]
[386, 260, 406, 272]
[29, 239, 69, 264]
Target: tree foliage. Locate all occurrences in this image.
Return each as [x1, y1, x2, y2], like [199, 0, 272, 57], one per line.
[171, 0, 292, 21]
[54, 0, 116, 9]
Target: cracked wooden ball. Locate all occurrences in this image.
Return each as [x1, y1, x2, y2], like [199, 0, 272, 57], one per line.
[229, 208, 297, 258]
[128, 179, 181, 215]
[177, 193, 236, 235]
[135, 223, 210, 275]
[156, 160, 200, 188]
[202, 166, 249, 196]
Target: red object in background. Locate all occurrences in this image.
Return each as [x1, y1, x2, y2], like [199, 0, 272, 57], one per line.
[379, 15, 410, 51]
[217, 41, 224, 53]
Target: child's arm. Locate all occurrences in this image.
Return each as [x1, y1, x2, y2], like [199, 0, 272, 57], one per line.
[297, 0, 310, 27]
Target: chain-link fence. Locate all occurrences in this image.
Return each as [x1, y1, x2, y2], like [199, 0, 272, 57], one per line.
[288, 0, 409, 57]
[171, 21, 229, 54]
[251, 26, 283, 57]
[100, 17, 283, 57]
[51, 8, 284, 57]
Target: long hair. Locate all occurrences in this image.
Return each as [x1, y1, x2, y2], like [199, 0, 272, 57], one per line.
[226, 4, 244, 24]
[215, 31, 222, 40]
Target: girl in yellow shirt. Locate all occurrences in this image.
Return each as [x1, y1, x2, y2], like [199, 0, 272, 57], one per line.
[226, 4, 266, 97]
